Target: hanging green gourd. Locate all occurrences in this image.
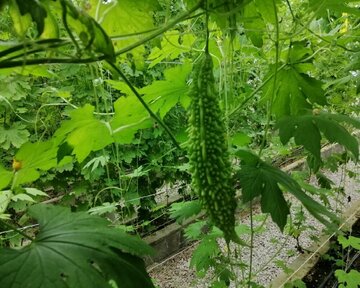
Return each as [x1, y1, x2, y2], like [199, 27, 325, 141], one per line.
[187, 28, 238, 244]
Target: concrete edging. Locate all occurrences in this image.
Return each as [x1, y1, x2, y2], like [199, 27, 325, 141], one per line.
[270, 198, 360, 287]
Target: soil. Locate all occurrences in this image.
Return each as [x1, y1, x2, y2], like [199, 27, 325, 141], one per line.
[303, 217, 360, 288]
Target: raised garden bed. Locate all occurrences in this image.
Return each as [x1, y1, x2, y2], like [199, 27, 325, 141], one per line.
[303, 217, 360, 288]
[270, 198, 360, 288]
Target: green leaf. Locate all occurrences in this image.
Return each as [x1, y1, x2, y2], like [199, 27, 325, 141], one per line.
[184, 220, 208, 240]
[211, 280, 229, 288]
[254, 0, 278, 24]
[322, 112, 360, 129]
[294, 176, 333, 206]
[11, 193, 35, 202]
[54, 105, 113, 163]
[148, 31, 195, 68]
[13, 141, 58, 187]
[276, 113, 359, 166]
[316, 172, 334, 189]
[169, 200, 202, 224]
[0, 123, 30, 149]
[230, 132, 252, 147]
[8, 0, 37, 36]
[88, 0, 159, 62]
[15, 0, 48, 35]
[56, 0, 114, 60]
[190, 236, 220, 274]
[235, 224, 251, 235]
[0, 65, 54, 77]
[8, 0, 59, 38]
[277, 114, 322, 161]
[244, 1, 266, 48]
[0, 213, 10, 220]
[338, 235, 360, 250]
[335, 270, 360, 288]
[0, 165, 12, 190]
[83, 155, 109, 172]
[0, 190, 12, 214]
[308, 0, 360, 18]
[315, 116, 359, 160]
[236, 152, 289, 231]
[236, 150, 338, 231]
[24, 188, 48, 197]
[0, 75, 30, 101]
[260, 179, 289, 231]
[242, 2, 265, 47]
[142, 64, 192, 117]
[262, 66, 326, 117]
[110, 96, 152, 144]
[105, 79, 133, 96]
[0, 204, 155, 288]
[287, 41, 313, 63]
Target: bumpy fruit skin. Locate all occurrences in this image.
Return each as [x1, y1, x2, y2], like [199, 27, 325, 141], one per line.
[188, 53, 237, 243]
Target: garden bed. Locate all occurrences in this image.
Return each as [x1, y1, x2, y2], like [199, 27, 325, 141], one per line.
[303, 217, 360, 287]
[271, 197, 360, 288]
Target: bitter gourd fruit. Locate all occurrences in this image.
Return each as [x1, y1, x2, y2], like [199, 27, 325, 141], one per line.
[188, 52, 238, 243]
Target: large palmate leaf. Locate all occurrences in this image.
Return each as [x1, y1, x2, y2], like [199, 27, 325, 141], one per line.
[262, 65, 326, 117]
[190, 236, 220, 274]
[0, 204, 155, 288]
[0, 123, 30, 149]
[142, 63, 192, 117]
[88, 0, 159, 61]
[148, 31, 196, 68]
[242, 1, 266, 47]
[12, 141, 58, 187]
[236, 151, 289, 230]
[308, 0, 360, 17]
[54, 105, 113, 163]
[236, 150, 338, 231]
[8, 0, 58, 37]
[254, 0, 280, 24]
[110, 96, 153, 144]
[0, 165, 12, 190]
[276, 112, 360, 169]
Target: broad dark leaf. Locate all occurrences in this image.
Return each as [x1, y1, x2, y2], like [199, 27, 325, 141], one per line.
[276, 112, 359, 169]
[54, 105, 113, 163]
[262, 66, 326, 117]
[0, 204, 154, 288]
[236, 150, 338, 231]
[308, 0, 360, 17]
[236, 150, 289, 231]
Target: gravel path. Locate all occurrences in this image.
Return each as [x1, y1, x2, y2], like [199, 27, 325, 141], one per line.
[149, 162, 359, 288]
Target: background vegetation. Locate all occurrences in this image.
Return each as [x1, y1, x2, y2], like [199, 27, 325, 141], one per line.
[0, 0, 359, 287]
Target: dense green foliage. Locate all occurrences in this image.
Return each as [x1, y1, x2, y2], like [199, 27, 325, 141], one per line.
[0, 0, 359, 287]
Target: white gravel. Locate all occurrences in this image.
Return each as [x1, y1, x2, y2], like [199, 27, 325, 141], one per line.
[149, 162, 359, 287]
